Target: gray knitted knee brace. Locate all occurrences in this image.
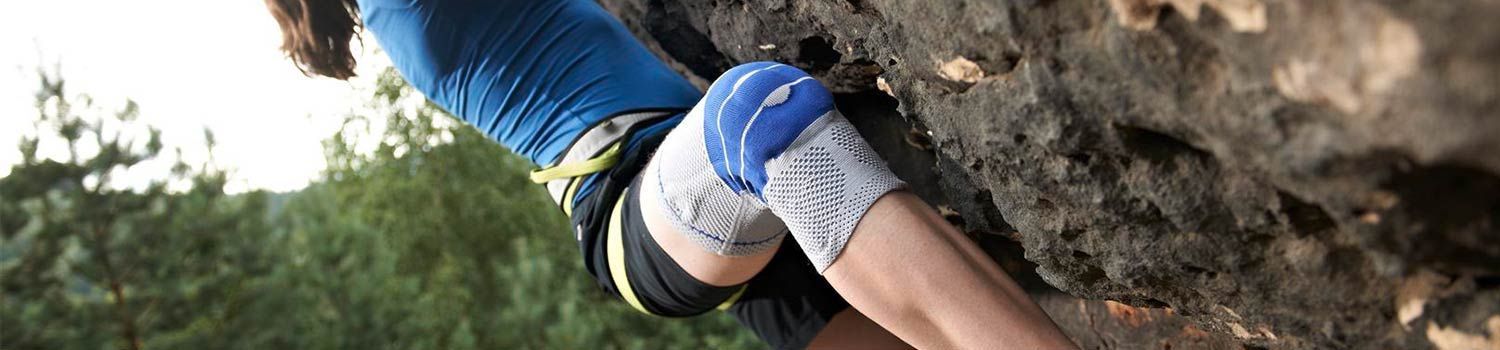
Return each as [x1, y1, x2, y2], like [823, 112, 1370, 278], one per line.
[650, 62, 905, 272]
[762, 111, 905, 272]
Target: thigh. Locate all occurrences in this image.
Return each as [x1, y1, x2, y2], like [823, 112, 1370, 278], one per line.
[723, 237, 857, 350]
[613, 177, 745, 316]
[630, 171, 905, 348]
[639, 155, 780, 287]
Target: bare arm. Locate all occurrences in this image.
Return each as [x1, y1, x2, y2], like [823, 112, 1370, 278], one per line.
[823, 191, 1077, 349]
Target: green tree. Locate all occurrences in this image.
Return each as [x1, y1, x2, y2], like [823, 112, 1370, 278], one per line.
[1, 71, 280, 350]
[2, 68, 760, 350]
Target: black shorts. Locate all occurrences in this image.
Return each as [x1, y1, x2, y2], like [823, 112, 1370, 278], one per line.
[569, 130, 850, 350]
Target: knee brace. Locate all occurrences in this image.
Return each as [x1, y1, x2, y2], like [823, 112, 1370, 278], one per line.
[651, 62, 906, 272]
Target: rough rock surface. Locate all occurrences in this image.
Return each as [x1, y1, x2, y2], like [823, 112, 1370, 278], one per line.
[598, 0, 1500, 348]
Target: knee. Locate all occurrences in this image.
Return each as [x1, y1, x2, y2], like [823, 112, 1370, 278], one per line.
[701, 62, 836, 196]
[704, 62, 834, 134]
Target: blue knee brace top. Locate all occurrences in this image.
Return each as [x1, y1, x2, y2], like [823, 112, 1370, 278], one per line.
[700, 62, 834, 200]
[359, 0, 701, 166]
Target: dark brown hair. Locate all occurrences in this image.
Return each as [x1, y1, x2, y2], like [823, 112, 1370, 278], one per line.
[264, 0, 363, 80]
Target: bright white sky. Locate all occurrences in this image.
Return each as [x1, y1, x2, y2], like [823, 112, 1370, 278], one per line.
[0, 0, 390, 193]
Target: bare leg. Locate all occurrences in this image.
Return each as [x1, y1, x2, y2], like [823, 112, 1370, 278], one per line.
[806, 309, 911, 349]
[640, 162, 777, 286]
[640, 61, 1069, 347]
[643, 168, 909, 349]
[823, 190, 1077, 349]
[644, 161, 1070, 348]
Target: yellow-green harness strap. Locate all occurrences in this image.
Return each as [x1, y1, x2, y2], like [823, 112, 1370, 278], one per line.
[606, 192, 748, 315]
[534, 110, 748, 316]
[607, 194, 651, 314]
[529, 142, 623, 184]
[536, 111, 674, 209]
[717, 285, 747, 311]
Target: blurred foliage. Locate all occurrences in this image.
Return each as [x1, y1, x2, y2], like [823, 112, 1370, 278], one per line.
[0, 68, 758, 349]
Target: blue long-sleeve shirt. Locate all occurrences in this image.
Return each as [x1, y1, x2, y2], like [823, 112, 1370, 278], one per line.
[358, 0, 700, 166]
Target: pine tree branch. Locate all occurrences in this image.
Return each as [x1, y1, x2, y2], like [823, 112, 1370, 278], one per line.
[92, 223, 142, 350]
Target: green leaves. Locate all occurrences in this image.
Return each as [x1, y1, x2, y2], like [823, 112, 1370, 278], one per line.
[3, 70, 270, 350]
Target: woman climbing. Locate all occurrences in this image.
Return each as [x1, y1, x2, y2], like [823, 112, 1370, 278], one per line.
[264, 0, 1075, 348]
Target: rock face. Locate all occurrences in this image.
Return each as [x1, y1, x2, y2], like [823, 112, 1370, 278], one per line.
[598, 0, 1500, 348]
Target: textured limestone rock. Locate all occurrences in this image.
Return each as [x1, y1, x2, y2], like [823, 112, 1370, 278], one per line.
[599, 0, 1500, 348]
